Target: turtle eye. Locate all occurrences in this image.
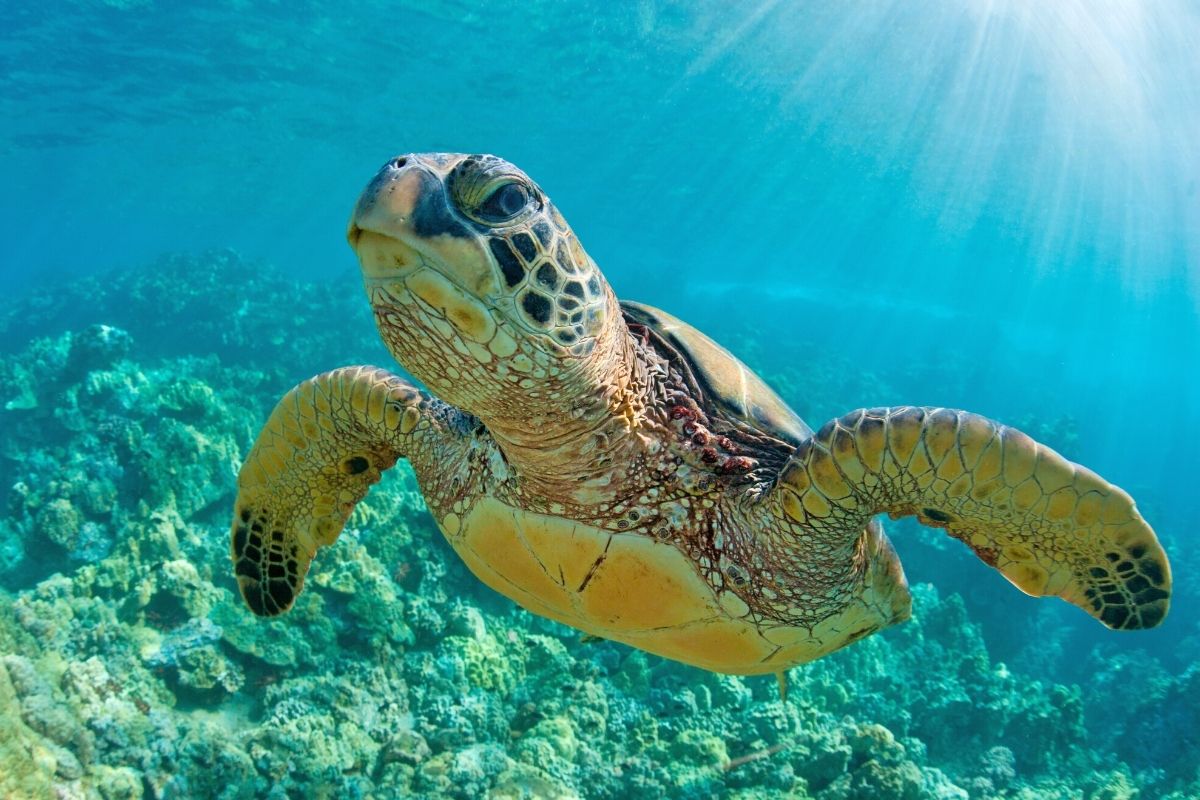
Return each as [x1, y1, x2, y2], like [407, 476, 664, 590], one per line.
[475, 181, 532, 224]
[448, 156, 539, 226]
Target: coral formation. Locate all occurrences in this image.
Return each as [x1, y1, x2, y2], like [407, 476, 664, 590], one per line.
[0, 252, 1193, 799]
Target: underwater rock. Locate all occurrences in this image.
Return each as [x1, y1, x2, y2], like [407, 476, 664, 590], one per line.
[1004, 683, 1086, 772]
[35, 497, 83, 551]
[670, 728, 729, 767]
[1, 654, 94, 781]
[91, 764, 144, 800]
[446, 602, 488, 640]
[151, 557, 223, 620]
[0, 519, 24, 575]
[976, 745, 1016, 792]
[491, 762, 581, 800]
[309, 537, 415, 652]
[404, 591, 448, 644]
[377, 728, 431, 768]
[510, 715, 585, 792]
[145, 617, 244, 694]
[1084, 770, 1141, 800]
[66, 324, 133, 375]
[416, 742, 514, 799]
[164, 719, 263, 799]
[922, 769, 969, 800]
[0, 330, 71, 412]
[799, 729, 854, 792]
[818, 758, 925, 800]
[1116, 663, 1200, 781]
[250, 694, 381, 795]
[807, 722, 934, 800]
[0, 259, 1194, 800]
[0, 660, 60, 798]
[28, 482, 116, 563]
[210, 590, 337, 669]
[446, 633, 523, 695]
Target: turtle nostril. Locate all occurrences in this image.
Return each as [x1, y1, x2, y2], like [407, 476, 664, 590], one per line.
[387, 157, 408, 170]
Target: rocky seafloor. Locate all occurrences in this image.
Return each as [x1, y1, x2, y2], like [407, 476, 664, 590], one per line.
[0, 252, 1196, 799]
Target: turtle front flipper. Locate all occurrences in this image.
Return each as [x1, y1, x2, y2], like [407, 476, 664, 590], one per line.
[771, 407, 1171, 630]
[231, 365, 454, 616]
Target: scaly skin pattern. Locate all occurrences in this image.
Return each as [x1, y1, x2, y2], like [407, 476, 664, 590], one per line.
[230, 366, 478, 615]
[230, 152, 1170, 673]
[772, 407, 1170, 630]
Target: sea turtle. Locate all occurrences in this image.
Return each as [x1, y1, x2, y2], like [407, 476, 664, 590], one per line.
[230, 153, 1171, 676]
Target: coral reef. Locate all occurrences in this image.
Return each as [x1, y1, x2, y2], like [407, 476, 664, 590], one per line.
[0, 252, 1193, 799]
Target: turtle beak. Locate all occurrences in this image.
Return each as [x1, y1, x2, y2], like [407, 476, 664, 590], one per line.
[347, 154, 499, 297]
[349, 154, 472, 243]
[348, 156, 441, 279]
[351, 157, 426, 234]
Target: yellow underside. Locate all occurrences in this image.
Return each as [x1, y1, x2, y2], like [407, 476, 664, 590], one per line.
[441, 497, 901, 675]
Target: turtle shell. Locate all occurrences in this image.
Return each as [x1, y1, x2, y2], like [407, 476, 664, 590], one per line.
[621, 301, 812, 447]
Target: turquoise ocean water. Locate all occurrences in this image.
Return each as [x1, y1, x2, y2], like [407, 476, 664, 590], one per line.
[1, 2, 1198, 798]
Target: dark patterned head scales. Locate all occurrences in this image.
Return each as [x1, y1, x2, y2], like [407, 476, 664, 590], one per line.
[347, 153, 623, 420]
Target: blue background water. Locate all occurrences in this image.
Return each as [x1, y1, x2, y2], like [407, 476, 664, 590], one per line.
[2, 1, 1198, 795]
[5, 1, 1198, 484]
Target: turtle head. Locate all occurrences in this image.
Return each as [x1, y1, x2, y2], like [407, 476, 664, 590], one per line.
[347, 153, 618, 418]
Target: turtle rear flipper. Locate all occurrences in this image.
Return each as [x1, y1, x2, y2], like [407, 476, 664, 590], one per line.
[231, 366, 450, 616]
[771, 407, 1171, 630]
